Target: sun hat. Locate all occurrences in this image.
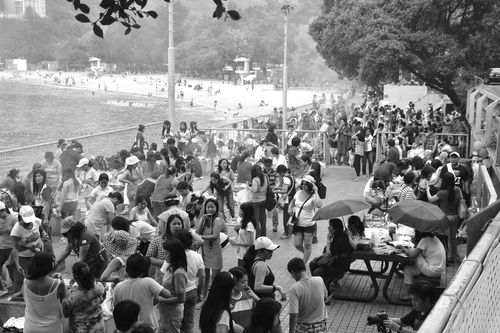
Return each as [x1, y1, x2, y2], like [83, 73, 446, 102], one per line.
[19, 205, 37, 223]
[125, 156, 140, 166]
[254, 237, 279, 251]
[60, 216, 78, 234]
[102, 230, 139, 257]
[302, 175, 316, 186]
[76, 158, 90, 168]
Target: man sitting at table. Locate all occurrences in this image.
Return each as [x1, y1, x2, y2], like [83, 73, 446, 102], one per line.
[399, 232, 445, 300]
[383, 281, 437, 332]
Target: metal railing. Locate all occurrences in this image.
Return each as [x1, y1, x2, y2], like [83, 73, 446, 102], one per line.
[374, 131, 470, 163]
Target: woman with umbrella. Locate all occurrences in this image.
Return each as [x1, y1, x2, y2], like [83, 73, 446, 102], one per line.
[425, 172, 462, 263]
[288, 175, 322, 263]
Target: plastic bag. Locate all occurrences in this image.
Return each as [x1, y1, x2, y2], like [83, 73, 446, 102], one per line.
[236, 187, 252, 204]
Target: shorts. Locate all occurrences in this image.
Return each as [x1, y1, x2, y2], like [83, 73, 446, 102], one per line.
[296, 320, 327, 333]
[293, 223, 317, 235]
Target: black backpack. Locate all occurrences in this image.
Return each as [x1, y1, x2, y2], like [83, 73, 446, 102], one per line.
[286, 175, 296, 200]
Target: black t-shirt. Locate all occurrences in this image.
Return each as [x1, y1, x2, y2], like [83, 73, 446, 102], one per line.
[401, 309, 430, 330]
[440, 163, 470, 191]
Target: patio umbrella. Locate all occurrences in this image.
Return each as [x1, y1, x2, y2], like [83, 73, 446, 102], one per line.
[312, 199, 370, 221]
[388, 200, 448, 234]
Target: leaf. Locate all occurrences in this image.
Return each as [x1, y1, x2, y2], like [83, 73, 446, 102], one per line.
[213, 5, 224, 19]
[227, 10, 241, 20]
[147, 10, 157, 18]
[137, 12, 143, 18]
[99, 0, 113, 9]
[121, 21, 131, 27]
[73, 0, 80, 10]
[93, 24, 104, 38]
[79, 3, 90, 14]
[100, 13, 116, 25]
[125, 27, 132, 35]
[75, 13, 90, 23]
[132, 24, 141, 29]
[213, 0, 222, 5]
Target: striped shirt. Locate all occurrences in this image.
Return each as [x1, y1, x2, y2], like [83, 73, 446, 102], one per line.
[399, 184, 416, 201]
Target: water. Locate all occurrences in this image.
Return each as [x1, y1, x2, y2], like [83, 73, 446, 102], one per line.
[0, 81, 221, 150]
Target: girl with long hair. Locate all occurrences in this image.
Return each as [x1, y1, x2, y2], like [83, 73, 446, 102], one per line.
[202, 173, 235, 223]
[159, 239, 188, 333]
[151, 165, 177, 219]
[249, 164, 268, 237]
[230, 202, 256, 267]
[199, 271, 243, 333]
[31, 169, 52, 225]
[426, 172, 462, 263]
[63, 262, 106, 333]
[217, 159, 236, 221]
[58, 168, 80, 218]
[177, 121, 189, 155]
[351, 128, 366, 181]
[196, 198, 224, 299]
[229, 266, 259, 330]
[243, 298, 282, 333]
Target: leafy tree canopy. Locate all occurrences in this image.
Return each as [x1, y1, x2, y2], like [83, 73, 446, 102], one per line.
[310, 0, 500, 111]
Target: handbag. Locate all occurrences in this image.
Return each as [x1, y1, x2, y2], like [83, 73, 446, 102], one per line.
[317, 182, 327, 199]
[457, 190, 470, 220]
[265, 176, 277, 211]
[312, 253, 336, 268]
[289, 193, 313, 225]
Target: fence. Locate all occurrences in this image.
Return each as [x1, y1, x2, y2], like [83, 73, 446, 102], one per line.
[0, 103, 319, 177]
[374, 131, 470, 163]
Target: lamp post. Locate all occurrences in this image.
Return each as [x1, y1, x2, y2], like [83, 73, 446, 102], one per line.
[168, 0, 175, 125]
[281, 4, 293, 152]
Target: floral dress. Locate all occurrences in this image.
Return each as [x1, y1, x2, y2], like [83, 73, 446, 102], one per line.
[197, 215, 223, 270]
[62, 282, 106, 333]
[287, 146, 302, 179]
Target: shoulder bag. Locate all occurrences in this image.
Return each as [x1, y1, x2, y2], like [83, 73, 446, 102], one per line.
[289, 193, 313, 225]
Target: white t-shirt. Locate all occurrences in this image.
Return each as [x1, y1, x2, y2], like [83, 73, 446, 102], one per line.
[89, 185, 113, 203]
[293, 191, 318, 227]
[10, 219, 42, 257]
[281, 175, 293, 204]
[417, 237, 446, 274]
[288, 276, 327, 324]
[161, 250, 204, 292]
[130, 220, 157, 242]
[85, 198, 115, 235]
[236, 222, 255, 260]
[113, 277, 163, 329]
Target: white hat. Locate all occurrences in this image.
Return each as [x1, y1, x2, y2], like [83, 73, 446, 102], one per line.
[125, 156, 140, 166]
[76, 158, 90, 168]
[0, 201, 6, 210]
[19, 205, 37, 223]
[191, 138, 198, 144]
[254, 237, 279, 251]
[450, 152, 460, 158]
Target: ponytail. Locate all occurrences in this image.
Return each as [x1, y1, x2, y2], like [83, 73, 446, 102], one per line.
[72, 262, 94, 290]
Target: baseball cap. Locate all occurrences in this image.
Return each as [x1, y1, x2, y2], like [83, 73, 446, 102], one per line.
[61, 216, 78, 234]
[254, 237, 279, 251]
[450, 152, 460, 158]
[77, 158, 90, 168]
[19, 205, 37, 223]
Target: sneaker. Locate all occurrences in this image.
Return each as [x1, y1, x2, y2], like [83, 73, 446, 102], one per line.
[353, 177, 360, 182]
[280, 233, 290, 239]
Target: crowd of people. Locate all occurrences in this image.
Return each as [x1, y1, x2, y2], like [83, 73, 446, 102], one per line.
[0, 93, 471, 332]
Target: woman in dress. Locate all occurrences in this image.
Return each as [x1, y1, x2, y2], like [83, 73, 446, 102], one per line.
[249, 164, 268, 237]
[202, 173, 235, 223]
[196, 198, 224, 299]
[199, 271, 244, 333]
[129, 195, 157, 226]
[63, 262, 106, 333]
[159, 239, 188, 333]
[426, 172, 462, 263]
[23, 252, 66, 333]
[118, 156, 144, 209]
[58, 168, 80, 218]
[216, 159, 236, 220]
[230, 202, 256, 267]
[288, 175, 322, 263]
[242, 237, 286, 300]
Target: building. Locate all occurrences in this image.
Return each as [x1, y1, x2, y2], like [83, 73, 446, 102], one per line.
[5, 58, 27, 71]
[0, 0, 46, 18]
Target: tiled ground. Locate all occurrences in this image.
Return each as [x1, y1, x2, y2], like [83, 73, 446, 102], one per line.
[51, 165, 461, 332]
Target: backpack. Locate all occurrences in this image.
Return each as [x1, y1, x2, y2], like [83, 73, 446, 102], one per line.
[265, 176, 277, 211]
[286, 175, 296, 200]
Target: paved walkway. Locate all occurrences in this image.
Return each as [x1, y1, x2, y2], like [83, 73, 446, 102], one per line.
[54, 165, 461, 333]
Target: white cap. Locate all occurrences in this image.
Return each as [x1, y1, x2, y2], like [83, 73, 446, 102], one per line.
[125, 156, 140, 166]
[76, 158, 89, 168]
[19, 205, 37, 223]
[254, 237, 279, 251]
[0, 201, 6, 210]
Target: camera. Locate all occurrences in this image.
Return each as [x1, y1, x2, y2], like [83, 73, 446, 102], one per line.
[366, 311, 389, 333]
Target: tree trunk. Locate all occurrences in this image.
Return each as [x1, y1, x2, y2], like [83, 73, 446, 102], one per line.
[443, 86, 465, 116]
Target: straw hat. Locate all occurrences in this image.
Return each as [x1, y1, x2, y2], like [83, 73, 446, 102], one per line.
[60, 216, 78, 234]
[102, 230, 139, 257]
[125, 156, 140, 166]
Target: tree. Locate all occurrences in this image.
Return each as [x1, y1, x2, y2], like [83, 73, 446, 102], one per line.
[309, 0, 500, 113]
